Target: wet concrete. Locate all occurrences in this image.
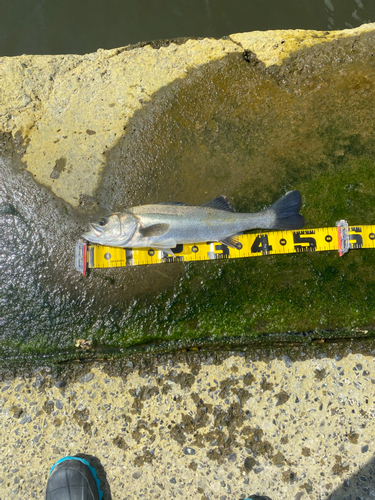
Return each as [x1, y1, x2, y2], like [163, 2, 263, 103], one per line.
[99, 32, 375, 215]
[1, 344, 375, 499]
[1, 25, 375, 359]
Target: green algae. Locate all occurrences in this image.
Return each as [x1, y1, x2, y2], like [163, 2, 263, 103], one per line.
[91, 38, 375, 352]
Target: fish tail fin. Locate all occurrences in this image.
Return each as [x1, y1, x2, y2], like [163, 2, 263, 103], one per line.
[267, 190, 305, 230]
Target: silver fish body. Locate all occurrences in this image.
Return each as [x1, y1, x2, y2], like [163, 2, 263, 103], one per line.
[82, 191, 304, 253]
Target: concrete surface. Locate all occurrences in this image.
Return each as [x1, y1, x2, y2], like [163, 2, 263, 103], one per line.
[0, 346, 374, 499]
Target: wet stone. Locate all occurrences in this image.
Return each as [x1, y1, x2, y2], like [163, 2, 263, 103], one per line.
[183, 446, 196, 455]
[55, 381, 67, 389]
[19, 414, 31, 425]
[282, 355, 293, 368]
[361, 445, 369, 453]
[33, 434, 41, 445]
[55, 399, 63, 410]
[79, 373, 94, 383]
[32, 375, 45, 389]
[244, 456, 256, 472]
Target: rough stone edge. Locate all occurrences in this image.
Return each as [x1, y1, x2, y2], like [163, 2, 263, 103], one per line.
[229, 22, 375, 67]
[1, 23, 374, 207]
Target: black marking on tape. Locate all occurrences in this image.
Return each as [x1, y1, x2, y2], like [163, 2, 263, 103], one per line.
[350, 234, 363, 247]
[294, 230, 316, 235]
[251, 234, 273, 255]
[293, 232, 317, 251]
[163, 256, 185, 263]
[215, 244, 230, 257]
[171, 244, 184, 254]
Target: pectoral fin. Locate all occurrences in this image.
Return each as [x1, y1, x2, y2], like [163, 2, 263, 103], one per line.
[139, 223, 170, 238]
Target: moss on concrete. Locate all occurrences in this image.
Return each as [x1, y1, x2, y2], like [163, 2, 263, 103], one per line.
[1, 25, 375, 361]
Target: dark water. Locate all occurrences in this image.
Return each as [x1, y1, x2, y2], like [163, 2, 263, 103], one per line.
[0, 0, 374, 57]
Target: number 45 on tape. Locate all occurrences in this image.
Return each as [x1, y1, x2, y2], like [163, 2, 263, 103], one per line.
[75, 220, 375, 274]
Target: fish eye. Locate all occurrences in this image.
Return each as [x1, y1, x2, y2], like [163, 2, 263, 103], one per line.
[98, 218, 108, 226]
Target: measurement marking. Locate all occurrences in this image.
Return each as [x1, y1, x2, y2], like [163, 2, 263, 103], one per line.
[75, 222, 375, 273]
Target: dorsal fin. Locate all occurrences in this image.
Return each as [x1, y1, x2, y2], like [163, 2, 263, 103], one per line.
[157, 202, 189, 206]
[202, 196, 236, 212]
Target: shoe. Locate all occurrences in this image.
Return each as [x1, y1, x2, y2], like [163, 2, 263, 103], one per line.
[244, 496, 272, 500]
[45, 456, 103, 500]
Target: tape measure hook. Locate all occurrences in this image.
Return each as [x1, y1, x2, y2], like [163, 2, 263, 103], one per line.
[75, 239, 88, 275]
[336, 220, 350, 257]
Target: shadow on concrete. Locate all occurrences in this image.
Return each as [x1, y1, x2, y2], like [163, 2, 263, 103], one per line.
[328, 455, 375, 500]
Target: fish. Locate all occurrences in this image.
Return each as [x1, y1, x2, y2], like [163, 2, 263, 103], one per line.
[82, 190, 304, 255]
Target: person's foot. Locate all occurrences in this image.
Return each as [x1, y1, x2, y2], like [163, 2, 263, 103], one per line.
[45, 456, 103, 500]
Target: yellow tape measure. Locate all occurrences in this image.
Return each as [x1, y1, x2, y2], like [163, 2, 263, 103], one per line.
[75, 221, 375, 275]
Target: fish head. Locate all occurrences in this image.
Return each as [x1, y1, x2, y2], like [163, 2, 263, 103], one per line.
[82, 212, 138, 247]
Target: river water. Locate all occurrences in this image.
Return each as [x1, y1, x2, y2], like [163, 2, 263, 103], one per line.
[0, 0, 374, 56]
